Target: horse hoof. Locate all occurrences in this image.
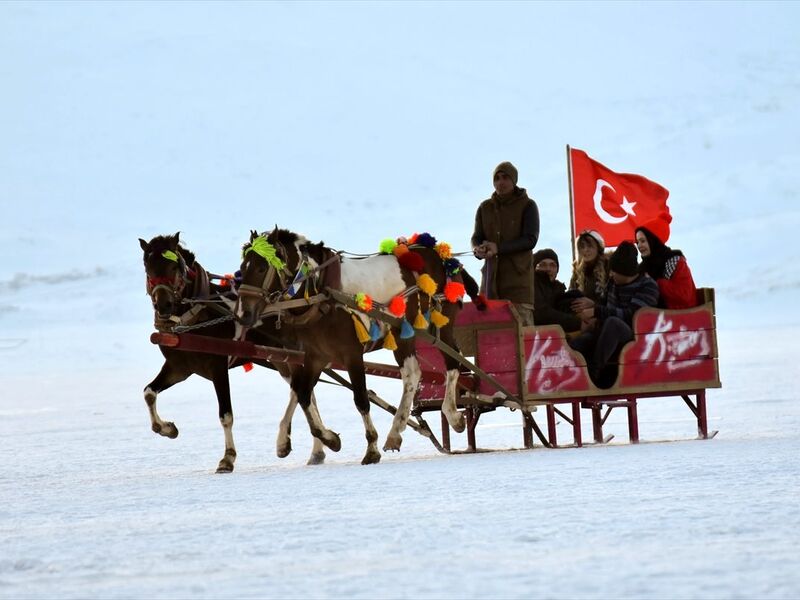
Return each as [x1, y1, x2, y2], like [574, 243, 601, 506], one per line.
[215, 460, 234, 474]
[450, 413, 466, 434]
[277, 441, 292, 458]
[152, 422, 179, 439]
[324, 431, 342, 452]
[361, 449, 382, 465]
[307, 451, 326, 466]
[382, 434, 402, 452]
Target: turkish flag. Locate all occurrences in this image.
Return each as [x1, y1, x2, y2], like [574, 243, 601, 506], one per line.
[569, 147, 670, 247]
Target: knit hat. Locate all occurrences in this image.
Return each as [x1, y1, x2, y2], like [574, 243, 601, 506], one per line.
[609, 241, 639, 277]
[534, 248, 559, 269]
[493, 161, 519, 185]
[577, 229, 605, 253]
[636, 212, 672, 245]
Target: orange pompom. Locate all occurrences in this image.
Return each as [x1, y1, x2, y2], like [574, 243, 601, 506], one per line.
[388, 295, 407, 317]
[355, 292, 373, 312]
[407, 233, 419, 245]
[435, 242, 452, 260]
[393, 243, 409, 257]
[444, 281, 466, 303]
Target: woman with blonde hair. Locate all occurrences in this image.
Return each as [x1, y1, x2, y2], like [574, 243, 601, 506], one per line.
[569, 229, 610, 304]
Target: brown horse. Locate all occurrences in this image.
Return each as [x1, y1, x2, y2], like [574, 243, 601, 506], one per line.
[140, 232, 332, 472]
[235, 228, 479, 464]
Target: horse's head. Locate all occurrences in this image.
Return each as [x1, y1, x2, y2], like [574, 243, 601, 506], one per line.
[235, 227, 307, 327]
[139, 232, 191, 321]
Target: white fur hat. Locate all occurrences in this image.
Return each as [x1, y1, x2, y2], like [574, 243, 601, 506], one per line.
[577, 229, 605, 253]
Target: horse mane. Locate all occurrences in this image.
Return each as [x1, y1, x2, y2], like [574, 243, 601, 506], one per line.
[147, 234, 196, 268]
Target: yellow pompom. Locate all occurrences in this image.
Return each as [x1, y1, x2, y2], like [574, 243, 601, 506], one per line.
[417, 273, 437, 297]
[413, 310, 429, 330]
[429, 309, 450, 328]
[351, 314, 370, 344]
[383, 329, 398, 351]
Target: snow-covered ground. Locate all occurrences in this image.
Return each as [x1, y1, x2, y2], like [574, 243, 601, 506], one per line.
[2, 2, 800, 598]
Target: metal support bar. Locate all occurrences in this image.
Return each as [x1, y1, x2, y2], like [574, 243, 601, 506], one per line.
[627, 397, 639, 443]
[546, 404, 558, 448]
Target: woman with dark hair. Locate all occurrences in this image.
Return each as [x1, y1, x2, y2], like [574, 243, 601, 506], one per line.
[635, 213, 698, 309]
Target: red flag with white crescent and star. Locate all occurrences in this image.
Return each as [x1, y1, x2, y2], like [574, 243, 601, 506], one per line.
[569, 147, 670, 248]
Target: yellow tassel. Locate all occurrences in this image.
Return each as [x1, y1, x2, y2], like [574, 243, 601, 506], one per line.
[351, 314, 370, 344]
[430, 309, 450, 328]
[383, 329, 398, 351]
[417, 273, 437, 297]
[413, 310, 429, 330]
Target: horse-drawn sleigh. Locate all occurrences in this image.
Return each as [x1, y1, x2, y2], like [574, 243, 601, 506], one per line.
[141, 229, 721, 472]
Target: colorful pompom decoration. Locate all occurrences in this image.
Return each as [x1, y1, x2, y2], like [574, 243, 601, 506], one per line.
[393, 243, 409, 258]
[407, 233, 419, 245]
[351, 314, 371, 344]
[414, 233, 437, 248]
[388, 295, 406, 317]
[444, 281, 466, 303]
[383, 329, 398, 351]
[435, 242, 452, 260]
[355, 292, 373, 312]
[400, 318, 415, 339]
[243, 362, 254, 372]
[369, 320, 382, 341]
[379, 238, 397, 254]
[413, 310, 429, 330]
[429, 309, 450, 328]
[417, 273, 437, 297]
[398, 250, 425, 273]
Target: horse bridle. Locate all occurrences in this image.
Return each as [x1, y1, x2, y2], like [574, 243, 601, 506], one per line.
[237, 239, 295, 308]
[145, 253, 189, 316]
[237, 239, 340, 326]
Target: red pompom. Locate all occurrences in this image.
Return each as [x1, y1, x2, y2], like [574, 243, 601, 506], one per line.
[243, 362, 254, 372]
[444, 281, 466, 303]
[398, 250, 425, 273]
[388, 295, 407, 317]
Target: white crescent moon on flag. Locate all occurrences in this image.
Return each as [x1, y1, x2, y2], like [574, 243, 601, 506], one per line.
[593, 179, 637, 224]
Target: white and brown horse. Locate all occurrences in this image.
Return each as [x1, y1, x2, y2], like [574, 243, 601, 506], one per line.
[140, 233, 332, 472]
[235, 228, 479, 464]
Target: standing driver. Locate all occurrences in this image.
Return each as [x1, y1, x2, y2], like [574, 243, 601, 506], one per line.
[471, 161, 540, 325]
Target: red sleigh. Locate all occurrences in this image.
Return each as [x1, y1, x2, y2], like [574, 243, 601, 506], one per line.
[414, 289, 720, 451]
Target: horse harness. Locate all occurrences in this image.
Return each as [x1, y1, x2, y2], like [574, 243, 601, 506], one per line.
[237, 241, 343, 328]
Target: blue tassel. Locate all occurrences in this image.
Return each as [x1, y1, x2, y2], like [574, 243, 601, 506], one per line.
[424, 309, 431, 321]
[369, 320, 381, 341]
[400, 318, 415, 339]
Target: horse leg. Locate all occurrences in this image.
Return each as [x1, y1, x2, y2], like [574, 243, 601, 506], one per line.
[440, 368, 466, 433]
[305, 393, 331, 465]
[348, 364, 381, 465]
[211, 366, 236, 474]
[275, 386, 327, 464]
[383, 352, 422, 452]
[293, 370, 342, 453]
[143, 361, 188, 439]
[440, 349, 466, 433]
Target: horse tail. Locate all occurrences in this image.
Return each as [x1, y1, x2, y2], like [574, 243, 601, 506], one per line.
[460, 268, 487, 311]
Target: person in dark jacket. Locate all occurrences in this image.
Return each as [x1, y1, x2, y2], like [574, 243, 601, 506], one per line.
[569, 241, 660, 388]
[471, 161, 539, 325]
[533, 248, 581, 333]
[635, 213, 698, 309]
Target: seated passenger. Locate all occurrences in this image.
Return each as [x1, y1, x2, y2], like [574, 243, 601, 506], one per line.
[532, 249, 581, 333]
[569, 241, 660, 388]
[569, 229, 610, 304]
[635, 213, 698, 309]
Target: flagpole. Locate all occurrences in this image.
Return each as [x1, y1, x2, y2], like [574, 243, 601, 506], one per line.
[566, 144, 576, 264]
